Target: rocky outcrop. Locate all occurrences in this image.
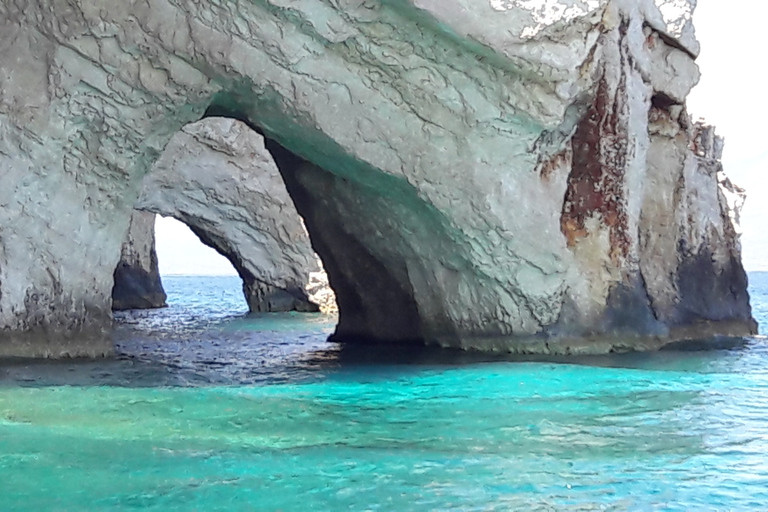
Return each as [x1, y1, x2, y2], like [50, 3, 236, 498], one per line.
[112, 210, 167, 310]
[0, 0, 755, 357]
[134, 117, 331, 313]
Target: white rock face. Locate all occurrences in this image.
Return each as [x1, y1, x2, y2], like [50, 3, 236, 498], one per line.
[0, 0, 755, 356]
[135, 117, 332, 313]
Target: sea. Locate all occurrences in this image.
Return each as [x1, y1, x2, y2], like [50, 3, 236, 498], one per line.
[2, 273, 768, 510]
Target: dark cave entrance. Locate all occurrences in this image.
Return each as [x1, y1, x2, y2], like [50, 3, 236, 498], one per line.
[195, 99, 445, 345]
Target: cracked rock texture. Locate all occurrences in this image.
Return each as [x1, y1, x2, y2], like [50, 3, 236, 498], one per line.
[134, 117, 330, 314]
[112, 210, 167, 311]
[0, 0, 755, 357]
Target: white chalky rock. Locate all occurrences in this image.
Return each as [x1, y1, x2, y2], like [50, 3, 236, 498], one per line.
[0, 0, 755, 357]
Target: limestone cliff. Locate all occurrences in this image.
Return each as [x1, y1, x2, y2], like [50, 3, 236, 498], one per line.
[112, 210, 167, 311]
[0, 0, 755, 357]
[134, 117, 332, 313]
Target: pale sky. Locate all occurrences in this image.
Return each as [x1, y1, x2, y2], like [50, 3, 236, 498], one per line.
[155, 216, 237, 275]
[687, 0, 768, 271]
[156, 0, 767, 276]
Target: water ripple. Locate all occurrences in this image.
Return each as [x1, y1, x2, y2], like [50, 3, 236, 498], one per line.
[1, 275, 768, 510]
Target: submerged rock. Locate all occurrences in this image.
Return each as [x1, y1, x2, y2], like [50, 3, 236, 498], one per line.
[134, 117, 334, 313]
[112, 211, 167, 311]
[0, 0, 755, 356]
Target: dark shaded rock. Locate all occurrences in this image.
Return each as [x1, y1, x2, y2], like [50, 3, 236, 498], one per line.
[112, 262, 167, 311]
[264, 139, 430, 343]
[675, 248, 755, 328]
[112, 211, 167, 311]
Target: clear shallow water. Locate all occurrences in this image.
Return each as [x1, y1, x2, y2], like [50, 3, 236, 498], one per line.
[2, 275, 768, 510]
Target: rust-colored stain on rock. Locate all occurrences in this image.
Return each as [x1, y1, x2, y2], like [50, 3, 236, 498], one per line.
[560, 53, 631, 261]
[538, 147, 572, 181]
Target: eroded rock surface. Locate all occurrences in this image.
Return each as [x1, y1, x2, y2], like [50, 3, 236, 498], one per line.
[0, 0, 755, 357]
[135, 117, 331, 313]
[112, 210, 167, 311]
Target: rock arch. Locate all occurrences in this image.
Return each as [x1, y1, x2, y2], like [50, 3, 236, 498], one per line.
[0, 0, 756, 357]
[113, 117, 334, 314]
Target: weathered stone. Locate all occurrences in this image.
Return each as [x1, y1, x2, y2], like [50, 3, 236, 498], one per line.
[0, 0, 755, 357]
[639, 111, 757, 342]
[134, 117, 333, 313]
[112, 210, 167, 311]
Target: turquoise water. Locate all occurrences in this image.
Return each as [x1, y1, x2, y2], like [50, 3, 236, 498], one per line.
[2, 275, 768, 510]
